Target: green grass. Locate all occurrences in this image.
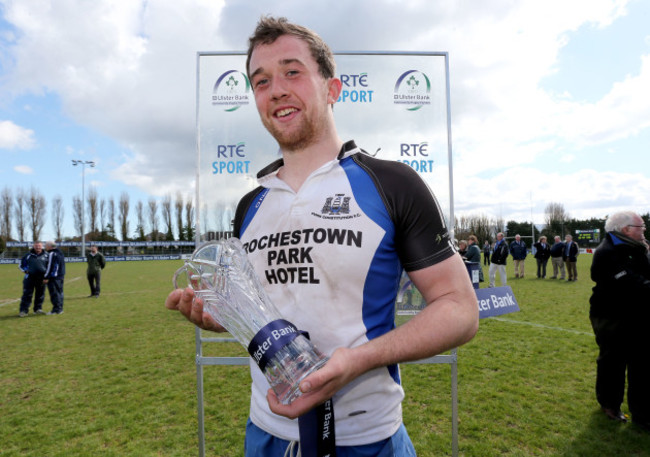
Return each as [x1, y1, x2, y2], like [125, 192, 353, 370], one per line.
[1, 257, 649, 456]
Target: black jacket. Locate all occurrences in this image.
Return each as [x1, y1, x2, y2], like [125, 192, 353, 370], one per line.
[534, 242, 551, 260]
[590, 232, 650, 320]
[490, 240, 509, 265]
[20, 249, 48, 276]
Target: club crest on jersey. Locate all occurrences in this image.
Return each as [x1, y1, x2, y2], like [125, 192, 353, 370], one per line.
[321, 194, 351, 215]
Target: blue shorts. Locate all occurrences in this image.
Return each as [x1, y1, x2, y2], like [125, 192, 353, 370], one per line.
[244, 418, 417, 457]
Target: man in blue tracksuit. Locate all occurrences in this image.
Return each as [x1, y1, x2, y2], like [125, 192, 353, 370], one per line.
[19, 241, 49, 317]
[44, 241, 66, 315]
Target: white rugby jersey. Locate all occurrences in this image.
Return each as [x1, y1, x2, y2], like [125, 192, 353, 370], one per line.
[234, 140, 455, 446]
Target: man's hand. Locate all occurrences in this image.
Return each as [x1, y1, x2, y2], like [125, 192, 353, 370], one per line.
[165, 287, 227, 333]
[266, 347, 361, 419]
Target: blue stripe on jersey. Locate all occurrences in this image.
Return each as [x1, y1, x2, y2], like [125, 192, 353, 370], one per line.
[341, 156, 402, 385]
[240, 188, 270, 238]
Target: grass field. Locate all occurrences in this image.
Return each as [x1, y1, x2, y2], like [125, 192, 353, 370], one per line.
[1, 256, 649, 456]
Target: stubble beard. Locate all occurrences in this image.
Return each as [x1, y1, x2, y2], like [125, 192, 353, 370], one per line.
[262, 107, 329, 153]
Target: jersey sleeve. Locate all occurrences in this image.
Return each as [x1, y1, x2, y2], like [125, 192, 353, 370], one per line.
[351, 153, 456, 272]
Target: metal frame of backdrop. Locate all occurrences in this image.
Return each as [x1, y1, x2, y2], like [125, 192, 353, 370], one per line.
[194, 51, 458, 457]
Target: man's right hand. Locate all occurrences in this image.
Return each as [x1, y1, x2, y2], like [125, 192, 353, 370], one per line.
[165, 287, 226, 333]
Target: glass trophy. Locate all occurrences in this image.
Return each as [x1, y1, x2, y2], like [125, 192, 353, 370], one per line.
[173, 238, 328, 404]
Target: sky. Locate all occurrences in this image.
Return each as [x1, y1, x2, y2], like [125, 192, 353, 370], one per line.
[1, 0, 649, 242]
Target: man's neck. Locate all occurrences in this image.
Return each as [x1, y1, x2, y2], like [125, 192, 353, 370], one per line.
[277, 134, 343, 192]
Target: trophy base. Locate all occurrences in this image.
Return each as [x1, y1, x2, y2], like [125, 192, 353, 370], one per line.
[264, 335, 329, 405]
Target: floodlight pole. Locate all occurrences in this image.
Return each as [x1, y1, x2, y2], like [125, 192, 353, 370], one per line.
[71, 159, 95, 258]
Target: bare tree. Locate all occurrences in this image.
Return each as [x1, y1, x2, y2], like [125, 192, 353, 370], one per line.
[87, 187, 98, 234]
[544, 202, 569, 238]
[119, 192, 130, 241]
[15, 188, 26, 241]
[184, 196, 194, 241]
[161, 194, 173, 240]
[1, 187, 13, 240]
[108, 196, 116, 238]
[148, 197, 159, 241]
[51, 195, 64, 241]
[135, 200, 145, 240]
[99, 198, 106, 233]
[175, 192, 184, 241]
[72, 195, 83, 238]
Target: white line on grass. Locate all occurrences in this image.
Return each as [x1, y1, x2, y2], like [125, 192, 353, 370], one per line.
[0, 276, 83, 308]
[490, 317, 593, 336]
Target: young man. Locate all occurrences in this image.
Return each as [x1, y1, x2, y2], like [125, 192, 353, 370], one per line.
[589, 211, 650, 431]
[166, 16, 478, 456]
[18, 241, 49, 317]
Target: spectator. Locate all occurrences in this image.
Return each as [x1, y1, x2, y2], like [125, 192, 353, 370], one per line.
[510, 234, 527, 278]
[458, 240, 468, 258]
[86, 245, 106, 298]
[589, 211, 650, 431]
[18, 241, 49, 317]
[549, 235, 566, 280]
[489, 232, 509, 287]
[44, 241, 66, 315]
[483, 240, 491, 266]
[563, 234, 579, 281]
[533, 236, 551, 279]
[466, 235, 484, 282]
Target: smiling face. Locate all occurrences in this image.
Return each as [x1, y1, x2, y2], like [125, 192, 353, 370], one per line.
[249, 34, 340, 152]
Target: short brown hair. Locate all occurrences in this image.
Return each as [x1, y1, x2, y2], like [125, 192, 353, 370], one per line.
[246, 16, 336, 82]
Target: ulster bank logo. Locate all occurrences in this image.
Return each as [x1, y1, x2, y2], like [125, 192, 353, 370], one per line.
[393, 70, 431, 111]
[212, 70, 251, 112]
[321, 194, 351, 215]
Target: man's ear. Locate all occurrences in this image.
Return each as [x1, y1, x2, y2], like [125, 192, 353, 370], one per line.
[327, 77, 342, 105]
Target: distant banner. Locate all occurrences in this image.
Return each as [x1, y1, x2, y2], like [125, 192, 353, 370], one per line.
[476, 286, 520, 319]
[0, 254, 189, 265]
[6, 241, 196, 248]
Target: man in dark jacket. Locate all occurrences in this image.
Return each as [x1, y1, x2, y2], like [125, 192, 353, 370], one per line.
[533, 236, 551, 279]
[589, 211, 650, 431]
[488, 232, 509, 287]
[564, 234, 579, 281]
[18, 241, 49, 317]
[44, 241, 66, 315]
[549, 235, 566, 279]
[509, 234, 527, 278]
[86, 245, 106, 298]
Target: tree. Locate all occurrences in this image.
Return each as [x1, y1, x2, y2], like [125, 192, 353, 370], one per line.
[28, 187, 46, 239]
[1, 187, 13, 240]
[107, 196, 116, 239]
[184, 197, 194, 241]
[135, 200, 145, 241]
[99, 197, 106, 234]
[51, 195, 64, 241]
[175, 192, 185, 241]
[15, 188, 26, 241]
[87, 187, 98, 234]
[147, 197, 159, 241]
[544, 202, 569, 239]
[119, 192, 130, 241]
[161, 194, 173, 240]
[72, 195, 83, 238]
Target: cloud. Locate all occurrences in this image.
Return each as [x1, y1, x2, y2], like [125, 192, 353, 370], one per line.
[14, 164, 33, 174]
[1, 0, 647, 227]
[0, 120, 35, 149]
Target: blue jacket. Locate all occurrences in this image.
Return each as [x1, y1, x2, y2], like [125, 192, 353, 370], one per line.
[550, 241, 565, 258]
[19, 249, 49, 277]
[509, 240, 527, 260]
[44, 248, 66, 279]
